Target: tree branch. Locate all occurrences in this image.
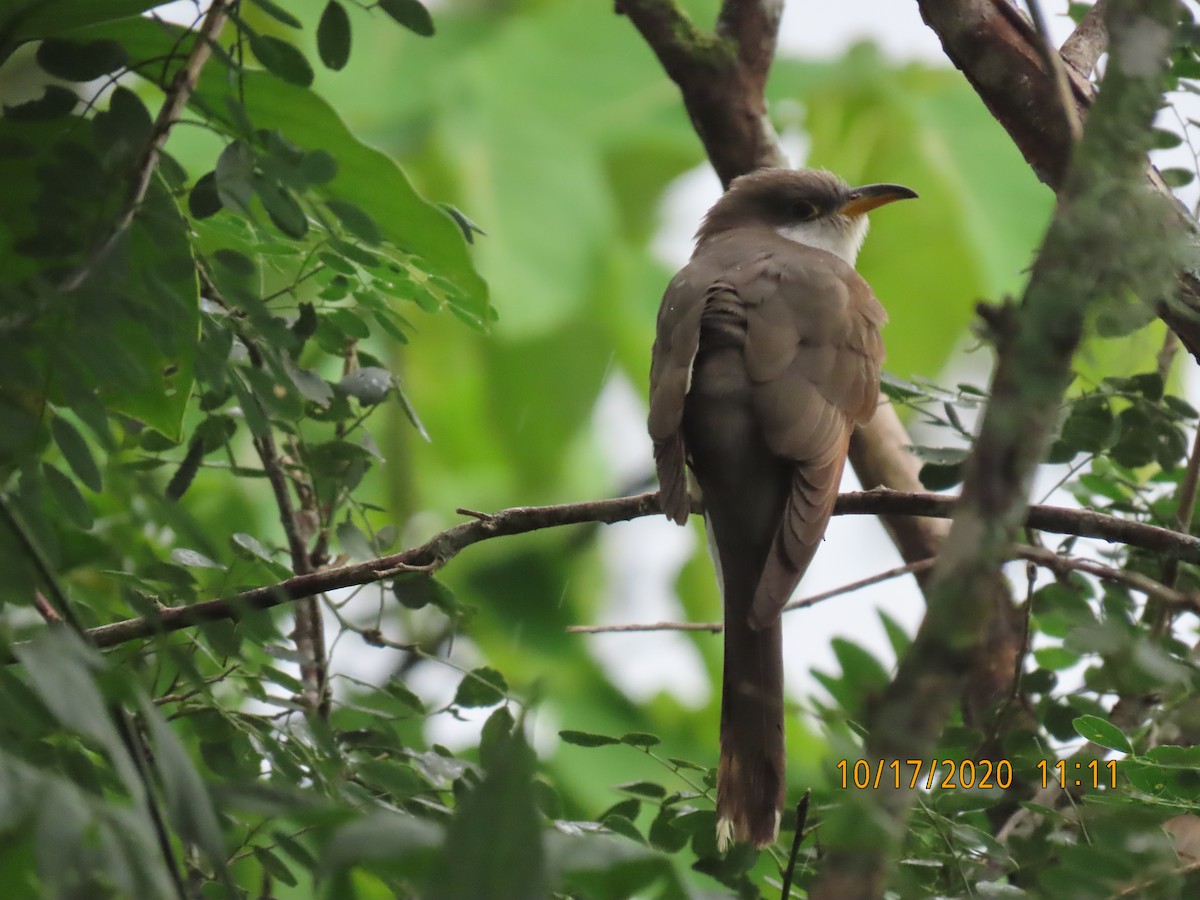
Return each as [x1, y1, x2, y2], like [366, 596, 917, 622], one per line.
[7, 489, 1197, 659]
[568, 542, 1200, 635]
[811, 1, 1183, 894]
[616, 0, 784, 185]
[1061, 0, 1110, 76]
[916, 0, 1200, 362]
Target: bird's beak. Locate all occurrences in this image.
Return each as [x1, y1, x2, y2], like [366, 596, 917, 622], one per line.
[839, 183, 918, 217]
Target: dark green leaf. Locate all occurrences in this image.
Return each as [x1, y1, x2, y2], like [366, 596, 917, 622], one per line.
[1062, 396, 1116, 453]
[4, 85, 78, 121]
[318, 1, 352, 71]
[335, 520, 373, 560]
[433, 727, 544, 899]
[601, 814, 644, 844]
[165, 436, 204, 501]
[1152, 126, 1184, 149]
[326, 198, 383, 244]
[319, 811, 440, 875]
[615, 781, 666, 799]
[619, 732, 660, 748]
[1072, 715, 1133, 754]
[559, 730, 620, 748]
[392, 572, 455, 610]
[379, 0, 435, 36]
[395, 384, 430, 441]
[42, 463, 93, 529]
[13, 631, 140, 795]
[188, 172, 221, 218]
[140, 699, 228, 875]
[256, 177, 308, 238]
[253, 846, 297, 886]
[454, 667, 507, 708]
[300, 149, 337, 185]
[215, 141, 255, 215]
[480, 706, 515, 770]
[36, 39, 128, 81]
[1161, 167, 1196, 187]
[51, 416, 102, 492]
[248, 0, 303, 27]
[920, 461, 965, 491]
[250, 35, 314, 88]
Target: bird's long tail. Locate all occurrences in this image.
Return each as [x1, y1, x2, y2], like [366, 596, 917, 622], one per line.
[715, 607, 782, 854]
[715, 553, 785, 850]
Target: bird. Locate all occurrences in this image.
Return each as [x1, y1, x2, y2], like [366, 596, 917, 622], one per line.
[647, 167, 915, 849]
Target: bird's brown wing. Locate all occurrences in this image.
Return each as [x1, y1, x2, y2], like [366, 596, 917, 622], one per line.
[735, 244, 887, 626]
[648, 267, 706, 525]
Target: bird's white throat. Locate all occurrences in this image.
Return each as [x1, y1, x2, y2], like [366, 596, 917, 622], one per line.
[776, 215, 870, 266]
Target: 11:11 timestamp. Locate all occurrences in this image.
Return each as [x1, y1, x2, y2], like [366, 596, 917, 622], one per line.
[1037, 758, 1118, 789]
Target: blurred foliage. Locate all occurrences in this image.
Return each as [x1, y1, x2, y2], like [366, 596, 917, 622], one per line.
[2, 0, 1200, 898]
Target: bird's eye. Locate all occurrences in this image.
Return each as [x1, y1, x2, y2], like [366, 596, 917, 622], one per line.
[792, 200, 818, 220]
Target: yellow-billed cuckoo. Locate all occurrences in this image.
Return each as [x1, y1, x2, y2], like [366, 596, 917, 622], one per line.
[648, 168, 915, 849]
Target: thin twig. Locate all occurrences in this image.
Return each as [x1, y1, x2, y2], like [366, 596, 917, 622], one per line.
[779, 789, 811, 900]
[567, 557, 936, 634]
[59, 0, 232, 293]
[32, 590, 63, 625]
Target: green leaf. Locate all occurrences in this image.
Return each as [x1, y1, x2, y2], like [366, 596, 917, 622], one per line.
[188, 172, 221, 219]
[1072, 715, 1133, 754]
[51, 416, 102, 492]
[231, 532, 273, 563]
[319, 811, 441, 876]
[3, 85, 77, 121]
[171, 548, 223, 569]
[920, 461, 965, 491]
[36, 39, 127, 81]
[247, 0, 303, 28]
[253, 846, 297, 887]
[13, 631, 142, 797]
[250, 35, 314, 88]
[318, 1, 352, 71]
[1033, 647, 1079, 671]
[1161, 167, 1195, 187]
[618, 732, 660, 748]
[615, 781, 666, 799]
[42, 462, 93, 529]
[559, 730, 620, 748]
[480, 705, 516, 769]
[379, 0, 435, 36]
[335, 519, 373, 561]
[601, 814, 644, 844]
[300, 149, 337, 185]
[453, 667, 507, 708]
[256, 177, 308, 238]
[326, 198, 383, 245]
[392, 572, 455, 610]
[1061, 396, 1116, 453]
[140, 699, 228, 877]
[0, 0, 162, 41]
[433, 727, 545, 900]
[215, 141, 255, 215]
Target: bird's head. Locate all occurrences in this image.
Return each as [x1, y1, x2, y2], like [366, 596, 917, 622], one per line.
[696, 168, 917, 266]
